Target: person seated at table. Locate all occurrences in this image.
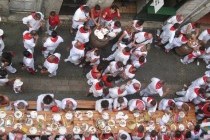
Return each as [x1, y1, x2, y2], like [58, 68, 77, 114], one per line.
[195, 102, 210, 122]
[57, 134, 74, 140]
[0, 94, 10, 110]
[107, 20, 122, 39]
[98, 133, 114, 140]
[180, 22, 200, 37]
[88, 80, 104, 97]
[101, 5, 120, 27]
[113, 97, 128, 111]
[172, 130, 184, 140]
[36, 93, 60, 111]
[198, 29, 210, 45]
[88, 5, 101, 27]
[158, 99, 175, 112]
[184, 131, 192, 140]
[128, 99, 145, 112]
[106, 84, 128, 98]
[0, 69, 9, 86]
[142, 97, 157, 114]
[8, 128, 28, 140]
[190, 124, 206, 140]
[61, 98, 77, 111]
[11, 100, 28, 111]
[116, 130, 131, 140]
[175, 101, 190, 114]
[82, 131, 99, 140]
[74, 134, 82, 140]
[131, 125, 145, 140]
[132, 19, 144, 32]
[95, 98, 113, 113]
[145, 130, 158, 140]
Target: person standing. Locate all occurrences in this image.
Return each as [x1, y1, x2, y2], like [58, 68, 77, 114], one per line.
[22, 49, 36, 75]
[1, 51, 17, 74]
[46, 11, 60, 35]
[101, 5, 120, 26]
[22, 30, 38, 53]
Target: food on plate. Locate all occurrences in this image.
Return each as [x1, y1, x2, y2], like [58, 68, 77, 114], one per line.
[53, 114, 61, 122]
[104, 126, 111, 133]
[116, 112, 128, 120]
[170, 124, 177, 131]
[119, 119, 126, 127]
[5, 116, 14, 126]
[102, 112, 109, 120]
[37, 115, 45, 122]
[88, 126, 96, 134]
[14, 123, 22, 129]
[65, 112, 73, 120]
[14, 111, 23, 119]
[30, 111, 38, 118]
[29, 127, 37, 135]
[179, 111, 185, 118]
[75, 111, 82, 118]
[96, 119, 106, 130]
[108, 120, 115, 127]
[187, 122, 194, 129]
[59, 126, 67, 135]
[86, 111, 93, 118]
[127, 120, 136, 130]
[0, 111, 6, 119]
[51, 123, 58, 130]
[25, 118, 33, 126]
[81, 123, 89, 131]
[73, 126, 81, 134]
[178, 124, 185, 131]
[160, 125, 167, 132]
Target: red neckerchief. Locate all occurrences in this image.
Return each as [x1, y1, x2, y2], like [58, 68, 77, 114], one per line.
[207, 29, 210, 34]
[47, 56, 59, 64]
[79, 27, 89, 33]
[188, 53, 195, 59]
[170, 26, 176, 31]
[133, 84, 140, 91]
[49, 15, 60, 26]
[203, 76, 208, 83]
[194, 130, 200, 135]
[23, 33, 32, 40]
[202, 103, 210, 116]
[163, 134, 170, 140]
[123, 51, 130, 55]
[168, 99, 174, 106]
[194, 88, 200, 95]
[150, 136, 156, 140]
[191, 23, 196, 29]
[174, 137, 182, 140]
[118, 88, 124, 95]
[84, 135, 92, 140]
[137, 132, 144, 137]
[129, 65, 135, 74]
[144, 32, 148, 38]
[181, 35, 188, 42]
[95, 83, 102, 90]
[103, 133, 113, 139]
[28, 53, 33, 58]
[91, 69, 99, 79]
[136, 100, 143, 106]
[156, 81, 162, 89]
[102, 75, 112, 87]
[51, 37, 58, 42]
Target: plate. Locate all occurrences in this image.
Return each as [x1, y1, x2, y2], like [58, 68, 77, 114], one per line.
[0, 127, 5, 132]
[5, 116, 14, 127]
[30, 111, 38, 119]
[0, 119, 4, 126]
[0, 111, 6, 119]
[51, 123, 58, 130]
[65, 112, 73, 120]
[14, 123, 22, 129]
[81, 123, 89, 131]
[178, 124, 185, 131]
[73, 126, 81, 134]
[108, 120, 115, 127]
[14, 111, 23, 119]
[29, 127, 37, 135]
[179, 111, 185, 118]
[88, 126, 96, 134]
[53, 114, 61, 122]
[119, 119, 126, 127]
[59, 126, 67, 135]
[75, 111, 82, 118]
[187, 122, 194, 129]
[133, 112, 140, 117]
[160, 125, 167, 132]
[102, 112, 109, 120]
[104, 126, 111, 133]
[37, 115, 44, 122]
[170, 124, 177, 131]
[86, 111, 93, 118]
[26, 118, 33, 126]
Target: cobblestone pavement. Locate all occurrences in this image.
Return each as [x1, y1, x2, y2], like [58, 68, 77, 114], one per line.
[0, 22, 206, 101]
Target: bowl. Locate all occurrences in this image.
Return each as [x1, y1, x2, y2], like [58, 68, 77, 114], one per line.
[53, 114, 61, 122]
[65, 112, 73, 120]
[29, 127, 37, 135]
[59, 126, 67, 135]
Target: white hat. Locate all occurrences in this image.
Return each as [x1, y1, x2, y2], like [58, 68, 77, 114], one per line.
[0, 29, 4, 36]
[54, 53, 61, 59]
[14, 79, 23, 87]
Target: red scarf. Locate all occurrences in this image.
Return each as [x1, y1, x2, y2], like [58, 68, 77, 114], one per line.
[137, 132, 144, 137]
[49, 15, 60, 27]
[123, 51, 130, 55]
[95, 83, 102, 90]
[23, 33, 32, 40]
[118, 88, 124, 95]
[181, 35, 188, 42]
[170, 26, 176, 31]
[147, 97, 153, 103]
[155, 81, 162, 89]
[79, 27, 89, 33]
[47, 56, 59, 64]
[203, 76, 208, 83]
[168, 99, 174, 106]
[27, 53, 33, 58]
[194, 88, 200, 95]
[51, 37, 58, 42]
[84, 135, 92, 140]
[207, 29, 210, 34]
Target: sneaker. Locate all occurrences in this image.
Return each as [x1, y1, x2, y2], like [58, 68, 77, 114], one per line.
[64, 59, 69, 62]
[48, 74, 55, 77]
[206, 64, 210, 69]
[180, 59, 185, 64]
[156, 29, 160, 36]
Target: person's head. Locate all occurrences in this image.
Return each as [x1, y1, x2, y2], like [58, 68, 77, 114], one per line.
[177, 14, 184, 22]
[124, 47, 131, 53]
[107, 76, 114, 82]
[125, 26, 132, 33]
[173, 23, 180, 29]
[114, 21, 121, 28]
[117, 97, 124, 104]
[192, 22, 199, 28]
[206, 77, 210, 83]
[75, 40, 85, 48]
[139, 56, 145, 63]
[30, 30, 37, 36]
[17, 102, 26, 109]
[168, 100, 175, 108]
[129, 66, 136, 73]
[120, 134, 127, 140]
[82, 6, 90, 13]
[160, 80, 165, 85]
[23, 50, 31, 57]
[65, 134, 73, 140]
[94, 4, 101, 11]
[50, 11, 56, 17]
[110, 5, 119, 13]
[83, 22, 90, 31]
[194, 124, 200, 131]
[136, 20, 144, 27]
[101, 100, 109, 109]
[174, 130, 182, 138]
[116, 61, 124, 68]
[94, 49, 100, 56]
[198, 88, 205, 95]
[34, 13, 41, 20]
[182, 103, 190, 112]
[43, 95, 53, 105]
[65, 100, 73, 110]
[150, 130, 157, 137]
[133, 83, 141, 91]
[51, 31, 58, 38]
[145, 33, 153, 40]
[0, 69, 8, 77]
[97, 65, 103, 72]
[150, 99, 157, 107]
[199, 46, 206, 51]
[137, 125, 144, 133]
[15, 133, 24, 140]
[185, 131, 191, 139]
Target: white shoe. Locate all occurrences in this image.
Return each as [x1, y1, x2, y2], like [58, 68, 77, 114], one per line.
[64, 59, 69, 62]
[180, 59, 185, 64]
[156, 29, 160, 36]
[48, 74, 55, 77]
[206, 64, 210, 69]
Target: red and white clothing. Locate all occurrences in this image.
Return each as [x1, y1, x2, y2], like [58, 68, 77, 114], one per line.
[128, 99, 146, 112]
[142, 97, 157, 113]
[82, 135, 99, 140]
[72, 5, 89, 29]
[117, 130, 131, 140]
[75, 25, 91, 44]
[101, 7, 120, 26]
[130, 45, 147, 62]
[132, 20, 143, 32]
[105, 43, 130, 65]
[190, 75, 208, 87]
[160, 24, 177, 44]
[89, 79, 103, 97]
[107, 86, 128, 98]
[23, 49, 35, 74]
[22, 12, 44, 32]
[103, 61, 124, 77]
[85, 50, 100, 65]
[140, 77, 164, 97]
[43, 53, 60, 76]
[166, 15, 184, 25]
[164, 34, 188, 51]
[13, 100, 28, 111]
[23, 31, 36, 52]
[180, 23, 196, 34]
[125, 79, 141, 95]
[145, 135, 158, 140]
[107, 21, 122, 38]
[120, 64, 135, 80]
[175, 102, 190, 110]
[61, 98, 77, 110]
[190, 129, 203, 139]
[36, 94, 54, 111]
[132, 57, 147, 69]
[198, 29, 210, 43]
[200, 102, 210, 117]
[181, 49, 205, 64]
[101, 74, 113, 88]
[46, 14, 60, 35]
[86, 66, 101, 85]
[0, 37, 5, 56]
[65, 41, 85, 65]
[131, 131, 145, 140]
[113, 97, 128, 111]
[200, 46, 210, 63]
[42, 35, 64, 58]
[134, 32, 153, 45]
[95, 99, 113, 113]
[8, 132, 27, 140]
[158, 99, 175, 111]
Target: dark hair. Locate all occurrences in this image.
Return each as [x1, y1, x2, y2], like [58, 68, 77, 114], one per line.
[110, 5, 119, 11]
[0, 69, 8, 77]
[173, 23, 180, 29]
[185, 131, 191, 138]
[97, 65, 103, 72]
[94, 50, 100, 56]
[51, 31, 58, 38]
[116, 61, 123, 68]
[30, 30, 37, 36]
[98, 81, 104, 87]
[170, 102, 175, 108]
[65, 134, 73, 140]
[150, 100, 156, 106]
[43, 95, 53, 105]
[50, 11, 56, 16]
[150, 130, 157, 137]
[138, 125, 144, 132]
[136, 20, 144, 26]
[175, 130, 182, 138]
[120, 134, 127, 140]
[40, 135, 49, 140]
[194, 124, 200, 131]
[23, 50, 31, 57]
[199, 46, 205, 51]
[124, 47, 131, 52]
[107, 76, 113, 82]
[114, 21, 121, 28]
[101, 100, 109, 108]
[139, 56, 145, 63]
[95, 4, 101, 10]
[83, 6, 90, 13]
[117, 97, 124, 104]
[35, 13, 41, 20]
[0, 96, 4, 103]
[198, 88, 205, 94]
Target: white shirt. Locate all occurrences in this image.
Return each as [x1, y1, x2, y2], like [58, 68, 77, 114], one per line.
[113, 97, 128, 110]
[75, 25, 91, 43]
[95, 99, 113, 113]
[114, 43, 130, 65]
[181, 23, 195, 34]
[125, 79, 141, 95]
[69, 41, 85, 62]
[43, 36, 64, 51]
[160, 24, 176, 44]
[43, 56, 59, 74]
[147, 77, 163, 96]
[142, 97, 157, 113]
[61, 98, 77, 110]
[158, 99, 175, 111]
[128, 99, 145, 112]
[117, 130, 131, 140]
[22, 12, 44, 31]
[89, 79, 103, 97]
[167, 15, 183, 25]
[198, 29, 210, 43]
[134, 32, 152, 45]
[73, 6, 89, 28]
[23, 31, 35, 50]
[36, 93, 54, 111]
[122, 64, 135, 79]
[171, 34, 188, 47]
[85, 50, 100, 65]
[191, 129, 202, 139]
[82, 135, 99, 140]
[190, 75, 208, 87]
[8, 132, 27, 140]
[13, 100, 28, 111]
[184, 86, 200, 101]
[104, 61, 123, 76]
[132, 58, 147, 69]
[108, 87, 128, 98]
[108, 21, 122, 38]
[23, 49, 34, 69]
[133, 20, 143, 32]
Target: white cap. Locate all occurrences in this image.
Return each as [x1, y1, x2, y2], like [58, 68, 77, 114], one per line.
[0, 29, 4, 36]
[14, 79, 23, 87]
[54, 53, 61, 59]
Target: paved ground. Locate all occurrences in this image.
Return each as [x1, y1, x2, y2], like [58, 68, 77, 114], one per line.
[0, 22, 207, 101]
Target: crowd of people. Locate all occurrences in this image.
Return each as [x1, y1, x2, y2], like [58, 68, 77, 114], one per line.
[0, 2, 210, 140]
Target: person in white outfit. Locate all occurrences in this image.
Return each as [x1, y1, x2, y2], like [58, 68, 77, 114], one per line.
[198, 29, 210, 44]
[22, 49, 36, 74]
[22, 12, 44, 32]
[120, 64, 136, 80]
[107, 21, 122, 38]
[61, 98, 77, 111]
[8, 129, 28, 140]
[1, 51, 17, 74]
[11, 100, 28, 111]
[36, 93, 58, 111]
[130, 32, 153, 48]
[131, 125, 145, 140]
[95, 98, 113, 113]
[0, 29, 5, 56]
[180, 22, 199, 36]
[107, 84, 127, 98]
[166, 14, 184, 25]
[13, 78, 23, 94]
[86, 65, 102, 85]
[103, 61, 124, 77]
[190, 75, 210, 87]
[40, 53, 61, 77]
[128, 99, 145, 112]
[140, 77, 165, 97]
[158, 99, 175, 111]
[75, 23, 91, 44]
[145, 130, 158, 140]
[64, 40, 85, 65]
[89, 80, 104, 97]
[131, 56, 147, 69]
[142, 97, 157, 114]
[200, 46, 210, 64]
[125, 79, 141, 95]
[42, 31, 64, 58]
[113, 97, 128, 111]
[22, 30, 38, 53]
[82, 132, 99, 140]
[117, 130, 131, 140]
[0, 69, 9, 86]
[85, 48, 100, 66]
[132, 20, 144, 32]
